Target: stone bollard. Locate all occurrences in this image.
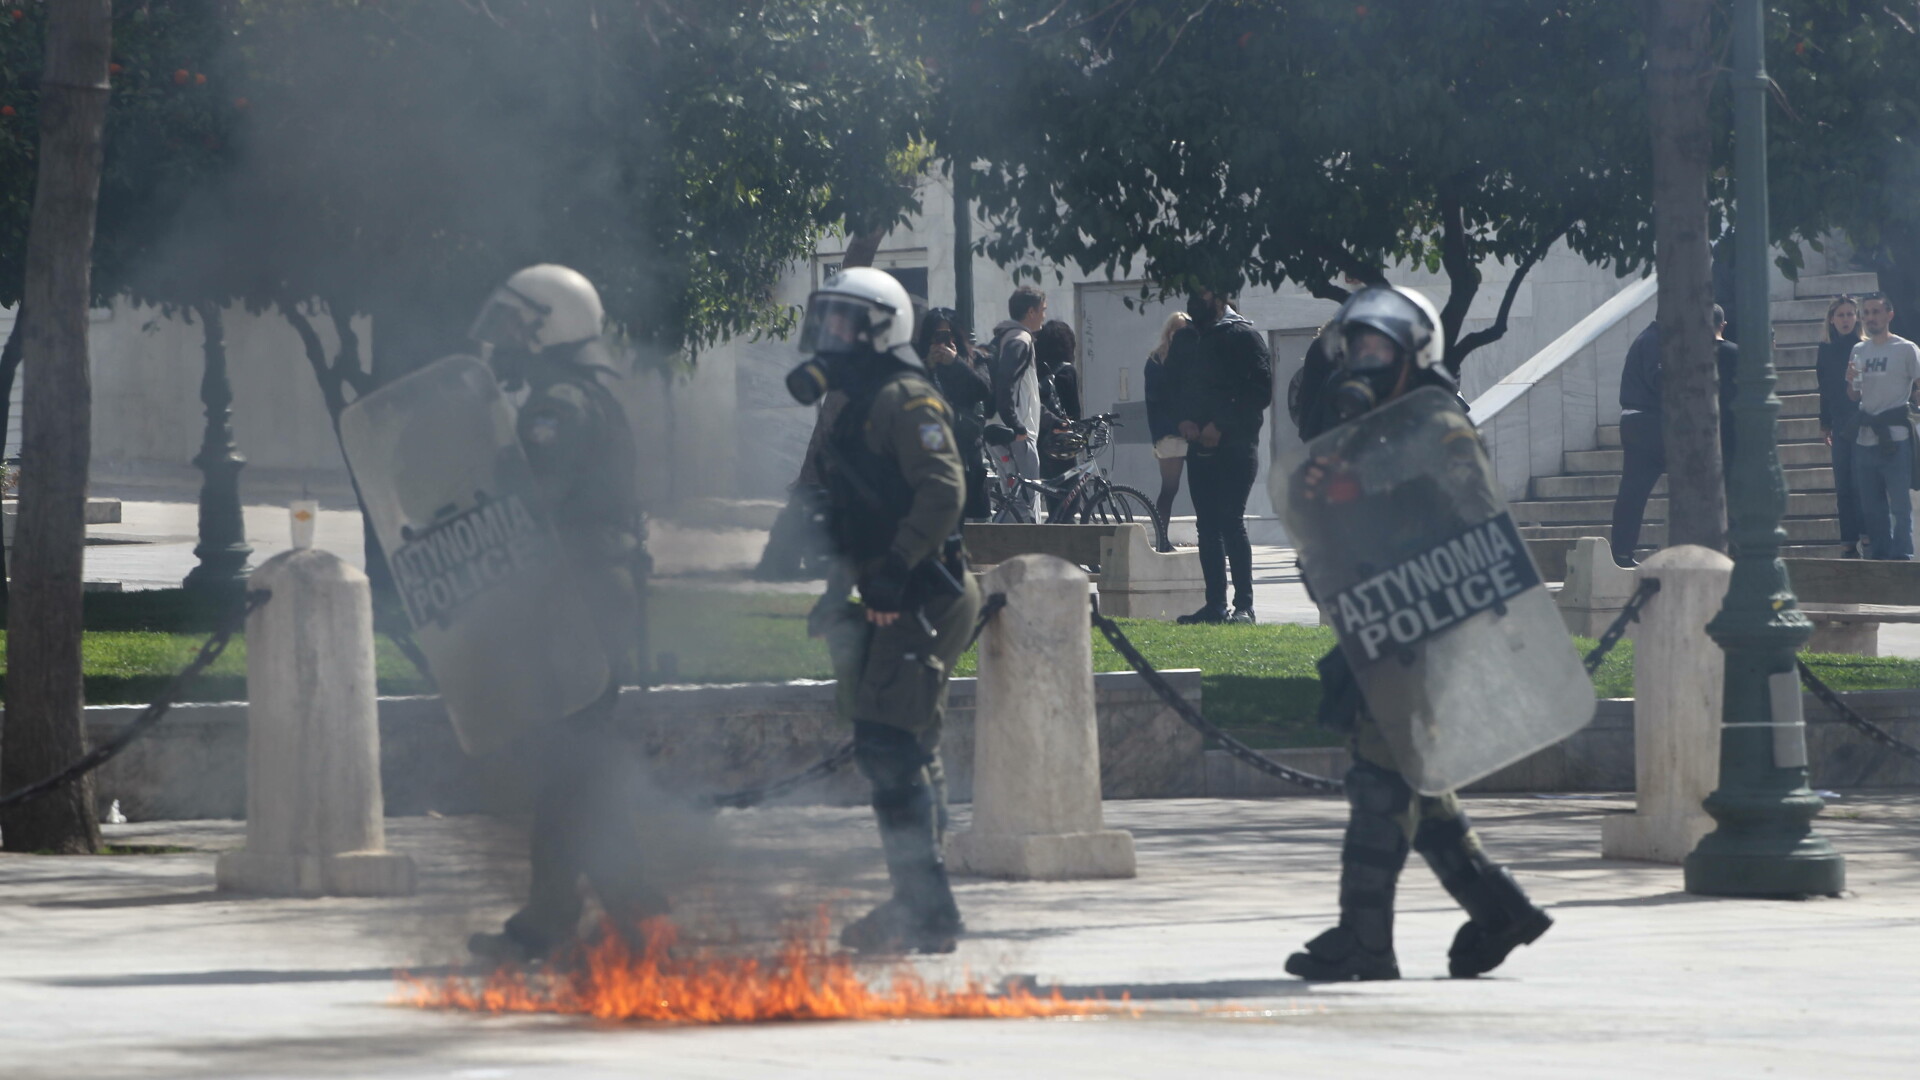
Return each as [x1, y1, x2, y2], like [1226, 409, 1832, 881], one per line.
[1600, 545, 1732, 864]
[948, 555, 1136, 879]
[215, 549, 416, 896]
[1558, 537, 1639, 637]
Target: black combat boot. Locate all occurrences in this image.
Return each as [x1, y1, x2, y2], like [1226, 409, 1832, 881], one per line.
[841, 779, 963, 955]
[1413, 813, 1553, 978]
[1285, 762, 1408, 982]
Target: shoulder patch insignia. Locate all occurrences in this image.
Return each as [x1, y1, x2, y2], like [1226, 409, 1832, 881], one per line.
[919, 422, 948, 452]
[902, 394, 949, 416]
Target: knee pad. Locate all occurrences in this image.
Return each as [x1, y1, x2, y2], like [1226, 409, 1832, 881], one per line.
[854, 721, 934, 797]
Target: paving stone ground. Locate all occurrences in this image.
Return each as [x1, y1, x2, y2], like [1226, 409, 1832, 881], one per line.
[3, 795, 1917, 1078]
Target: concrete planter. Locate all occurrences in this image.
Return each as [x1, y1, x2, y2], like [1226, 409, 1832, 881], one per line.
[35, 680, 1920, 820]
[70, 670, 1207, 822]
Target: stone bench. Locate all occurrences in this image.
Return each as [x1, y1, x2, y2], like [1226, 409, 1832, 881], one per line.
[963, 522, 1205, 620]
[1558, 543, 1920, 655]
[2, 496, 123, 550]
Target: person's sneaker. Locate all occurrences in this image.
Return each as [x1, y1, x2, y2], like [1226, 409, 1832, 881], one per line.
[1284, 927, 1400, 982]
[1176, 605, 1228, 625]
[1447, 907, 1553, 978]
[840, 899, 961, 955]
[1843, 544, 1862, 559]
[1228, 607, 1257, 625]
[1612, 553, 1639, 569]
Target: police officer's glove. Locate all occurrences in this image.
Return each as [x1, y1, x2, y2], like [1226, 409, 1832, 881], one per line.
[860, 551, 913, 614]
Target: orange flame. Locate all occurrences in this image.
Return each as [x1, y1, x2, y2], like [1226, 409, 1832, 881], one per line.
[401, 914, 1118, 1025]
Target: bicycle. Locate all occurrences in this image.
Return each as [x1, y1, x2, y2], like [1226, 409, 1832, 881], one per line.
[982, 413, 1167, 550]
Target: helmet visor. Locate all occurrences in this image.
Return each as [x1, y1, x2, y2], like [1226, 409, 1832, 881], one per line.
[798, 295, 877, 355]
[468, 293, 539, 351]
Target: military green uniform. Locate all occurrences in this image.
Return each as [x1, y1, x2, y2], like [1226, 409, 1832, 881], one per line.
[499, 345, 663, 956]
[1288, 379, 1552, 982]
[811, 357, 982, 953]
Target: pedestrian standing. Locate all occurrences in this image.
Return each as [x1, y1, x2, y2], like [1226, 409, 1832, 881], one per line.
[1144, 311, 1192, 552]
[1034, 319, 1081, 516]
[1609, 321, 1664, 568]
[1817, 296, 1866, 556]
[1175, 287, 1271, 624]
[917, 307, 993, 521]
[1847, 294, 1920, 560]
[987, 287, 1049, 520]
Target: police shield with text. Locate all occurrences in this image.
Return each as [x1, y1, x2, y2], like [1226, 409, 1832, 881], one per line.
[343, 264, 658, 965]
[790, 268, 983, 954]
[1273, 285, 1591, 981]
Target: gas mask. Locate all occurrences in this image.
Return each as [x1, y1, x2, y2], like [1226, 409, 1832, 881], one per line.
[1331, 328, 1408, 422]
[787, 292, 895, 405]
[786, 351, 866, 406]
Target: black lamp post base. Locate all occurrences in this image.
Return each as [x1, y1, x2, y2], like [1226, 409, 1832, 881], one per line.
[183, 550, 251, 598]
[1684, 791, 1846, 898]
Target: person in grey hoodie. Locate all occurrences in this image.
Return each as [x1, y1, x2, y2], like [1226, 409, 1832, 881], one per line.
[987, 286, 1049, 519]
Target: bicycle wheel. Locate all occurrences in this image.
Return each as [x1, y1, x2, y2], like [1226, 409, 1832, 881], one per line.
[1095, 483, 1168, 551]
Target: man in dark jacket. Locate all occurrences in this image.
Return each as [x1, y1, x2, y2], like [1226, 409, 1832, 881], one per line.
[1608, 314, 1738, 568]
[1175, 287, 1272, 624]
[1609, 321, 1664, 568]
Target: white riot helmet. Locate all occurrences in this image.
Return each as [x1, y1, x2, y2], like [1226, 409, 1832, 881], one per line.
[797, 267, 919, 366]
[1327, 284, 1445, 378]
[469, 264, 606, 355]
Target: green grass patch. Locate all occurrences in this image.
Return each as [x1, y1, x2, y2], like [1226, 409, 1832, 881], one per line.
[6, 589, 1920, 753]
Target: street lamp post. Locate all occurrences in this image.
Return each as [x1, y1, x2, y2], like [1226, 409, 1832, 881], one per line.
[1684, 0, 1845, 897]
[182, 304, 252, 596]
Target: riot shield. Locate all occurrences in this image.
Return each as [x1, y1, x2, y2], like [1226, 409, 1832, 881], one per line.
[339, 355, 610, 757]
[1272, 387, 1595, 794]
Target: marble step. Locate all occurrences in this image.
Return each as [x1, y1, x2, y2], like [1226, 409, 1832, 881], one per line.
[1775, 321, 1827, 346]
[1773, 297, 1843, 322]
[1588, 416, 1825, 455]
[1777, 345, 1818, 369]
[1795, 272, 1880, 299]
[1510, 491, 1836, 526]
[1519, 517, 1841, 545]
[1531, 466, 1833, 500]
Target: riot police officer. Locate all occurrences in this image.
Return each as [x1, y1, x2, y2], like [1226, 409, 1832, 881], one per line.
[1285, 285, 1553, 982]
[787, 268, 984, 954]
[463, 264, 660, 964]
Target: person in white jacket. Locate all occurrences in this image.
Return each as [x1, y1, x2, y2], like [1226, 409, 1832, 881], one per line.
[987, 286, 1049, 520]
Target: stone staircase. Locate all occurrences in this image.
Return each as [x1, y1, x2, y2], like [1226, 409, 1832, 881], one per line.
[1512, 271, 1880, 558]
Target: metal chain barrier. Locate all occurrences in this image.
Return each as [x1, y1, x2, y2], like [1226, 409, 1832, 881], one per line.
[1584, 577, 1661, 676]
[1797, 659, 1920, 766]
[0, 589, 270, 812]
[1088, 597, 1347, 794]
[705, 590, 1010, 810]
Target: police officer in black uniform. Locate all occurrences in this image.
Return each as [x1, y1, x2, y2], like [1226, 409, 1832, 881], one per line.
[463, 264, 660, 965]
[1285, 285, 1553, 982]
[787, 267, 983, 954]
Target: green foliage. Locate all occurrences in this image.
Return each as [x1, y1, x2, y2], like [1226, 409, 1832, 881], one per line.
[201, 0, 934, 356]
[1766, 1, 1920, 326]
[954, 1, 1658, 373]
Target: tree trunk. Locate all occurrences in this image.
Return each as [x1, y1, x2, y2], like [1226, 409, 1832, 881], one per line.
[1648, 0, 1726, 552]
[1, 2, 113, 854]
[0, 306, 26, 602]
[840, 226, 886, 270]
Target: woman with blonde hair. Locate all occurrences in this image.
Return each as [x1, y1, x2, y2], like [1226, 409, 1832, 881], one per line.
[1144, 310, 1194, 551]
[1818, 294, 1867, 556]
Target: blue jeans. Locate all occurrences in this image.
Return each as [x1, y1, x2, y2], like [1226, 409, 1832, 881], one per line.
[1852, 439, 1914, 560]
